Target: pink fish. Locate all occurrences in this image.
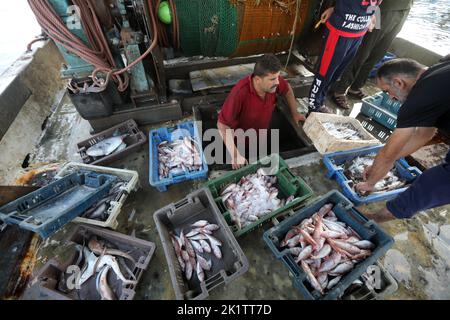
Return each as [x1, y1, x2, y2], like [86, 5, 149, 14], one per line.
[301, 261, 324, 294]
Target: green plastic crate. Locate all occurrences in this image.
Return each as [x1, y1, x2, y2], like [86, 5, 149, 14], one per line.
[204, 154, 314, 238]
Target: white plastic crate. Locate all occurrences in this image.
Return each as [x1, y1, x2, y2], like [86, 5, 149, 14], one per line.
[55, 162, 139, 229]
[303, 113, 381, 155]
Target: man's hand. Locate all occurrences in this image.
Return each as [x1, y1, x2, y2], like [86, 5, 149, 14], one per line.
[232, 153, 248, 170]
[320, 7, 334, 23]
[362, 165, 372, 180]
[368, 15, 376, 32]
[292, 111, 306, 125]
[355, 181, 375, 195]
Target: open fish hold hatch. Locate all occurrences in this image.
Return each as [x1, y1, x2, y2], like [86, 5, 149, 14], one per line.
[154, 188, 249, 300]
[323, 145, 422, 205]
[205, 154, 313, 237]
[54, 163, 139, 229]
[0, 172, 117, 238]
[34, 225, 155, 300]
[263, 190, 394, 300]
[193, 102, 315, 171]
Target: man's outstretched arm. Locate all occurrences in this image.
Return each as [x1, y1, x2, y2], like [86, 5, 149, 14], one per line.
[284, 84, 306, 125]
[356, 127, 414, 193]
[217, 120, 247, 170]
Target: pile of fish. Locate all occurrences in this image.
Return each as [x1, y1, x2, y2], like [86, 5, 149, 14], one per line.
[58, 237, 138, 300]
[158, 136, 203, 180]
[81, 179, 126, 221]
[323, 122, 364, 141]
[85, 132, 128, 159]
[280, 203, 375, 295]
[170, 220, 222, 283]
[341, 154, 406, 193]
[220, 168, 295, 230]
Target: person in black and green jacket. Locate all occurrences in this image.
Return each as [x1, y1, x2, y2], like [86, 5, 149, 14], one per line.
[331, 0, 414, 109]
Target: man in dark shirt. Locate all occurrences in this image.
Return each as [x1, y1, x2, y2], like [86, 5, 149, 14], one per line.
[331, 0, 413, 109]
[218, 54, 305, 169]
[356, 58, 450, 222]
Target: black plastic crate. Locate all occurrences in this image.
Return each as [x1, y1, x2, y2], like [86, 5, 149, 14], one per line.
[153, 188, 249, 300]
[263, 190, 394, 300]
[77, 119, 147, 166]
[357, 114, 392, 143]
[34, 225, 155, 300]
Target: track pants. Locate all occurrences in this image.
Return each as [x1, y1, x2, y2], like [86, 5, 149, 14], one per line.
[308, 23, 365, 111]
[387, 150, 450, 219]
[332, 9, 410, 94]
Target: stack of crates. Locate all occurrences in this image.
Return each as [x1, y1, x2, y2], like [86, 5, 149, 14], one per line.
[360, 92, 402, 131]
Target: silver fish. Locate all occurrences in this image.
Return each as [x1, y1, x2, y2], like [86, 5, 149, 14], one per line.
[323, 122, 364, 141]
[206, 235, 222, 259]
[295, 245, 313, 262]
[200, 239, 212, 253]
[96, 265, 117, 300]
[191, 220, 209, 228]
[329, 261, 354, 275]
[301, 260, 324, 294]
[86, 135, 127, 157]
[185, 259, 193, 280]
[96, 255, 137, 285]
[311, 244, 331, 260]
[196, 254, 211, 271]
[353, 240, 375, 250]
[190, 239, 204, 254]
[196, 260, 205, 282]
[327, 276, 342, 290]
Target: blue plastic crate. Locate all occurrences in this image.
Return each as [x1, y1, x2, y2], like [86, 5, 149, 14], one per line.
[149, 121, 209, 192]
[369, 53, 396, 78]
[322, 145, 422, 205]
[361, 93, 400, 130]
[0, 172, 117, 238]
[263, 190, 394, 300]
[379, 92, 402, 115]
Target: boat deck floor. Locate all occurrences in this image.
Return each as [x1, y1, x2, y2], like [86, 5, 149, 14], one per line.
[1, 79, 449, 300]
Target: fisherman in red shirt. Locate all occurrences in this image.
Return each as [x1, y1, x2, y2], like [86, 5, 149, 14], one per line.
[217, 54, 306, 169]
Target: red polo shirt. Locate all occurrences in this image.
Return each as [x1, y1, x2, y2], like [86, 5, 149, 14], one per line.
[218, 75, 289, 130]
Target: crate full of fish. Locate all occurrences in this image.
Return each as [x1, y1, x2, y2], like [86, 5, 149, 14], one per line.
[204, 154, 314, 238]
[303, 113, 381, 155]
[263, 190, 394, 300]
[322, 145, 422, 205]
[77, 119, 147, 166]
[361, 93, 400, 130]
[0, 171, 117, 238]
[154, 188, 249, 300]
[149, 120, 208, 192]
[34, 225, 155, 300]
[54, 162, 139, 230]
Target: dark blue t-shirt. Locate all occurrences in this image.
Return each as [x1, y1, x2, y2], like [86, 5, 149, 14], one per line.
[328, 0, 383, 34]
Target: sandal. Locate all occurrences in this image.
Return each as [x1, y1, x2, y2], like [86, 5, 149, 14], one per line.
[331, 93, 350, 110]
[347, 88, 367, 100]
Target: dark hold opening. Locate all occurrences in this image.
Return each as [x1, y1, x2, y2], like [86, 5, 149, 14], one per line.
[193, 103, 314, 171]
[21, 154, 31, 169]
